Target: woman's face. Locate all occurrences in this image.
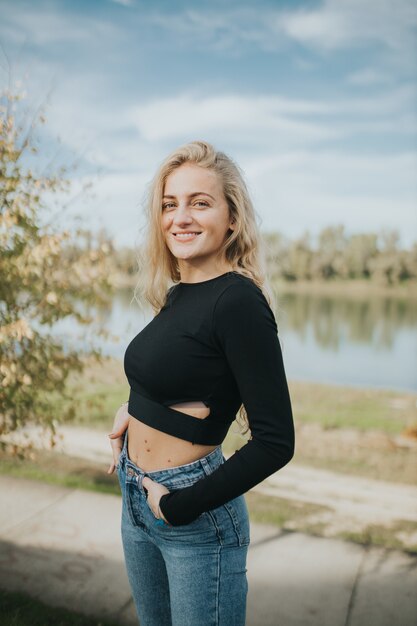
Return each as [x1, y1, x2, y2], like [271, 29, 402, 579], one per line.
[161, 163, 235, 269]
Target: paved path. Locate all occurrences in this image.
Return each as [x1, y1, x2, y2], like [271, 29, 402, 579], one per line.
[0, 475, 416, 626]
[5, 425, 417, 527]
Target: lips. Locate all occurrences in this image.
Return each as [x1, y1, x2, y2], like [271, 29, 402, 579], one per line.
[172, 232, 202, 240]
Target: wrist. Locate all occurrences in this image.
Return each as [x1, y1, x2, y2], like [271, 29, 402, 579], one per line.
[117, 401, 129, 416]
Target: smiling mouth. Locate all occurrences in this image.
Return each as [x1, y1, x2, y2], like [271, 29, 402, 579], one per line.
[172, 232, 202, 240]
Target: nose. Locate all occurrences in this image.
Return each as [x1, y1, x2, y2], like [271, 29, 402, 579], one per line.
[172, 203, 194, 225]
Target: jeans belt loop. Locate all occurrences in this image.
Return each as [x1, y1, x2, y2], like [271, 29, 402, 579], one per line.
[137, 472, 146, 491]
[199, 454, 212, 476]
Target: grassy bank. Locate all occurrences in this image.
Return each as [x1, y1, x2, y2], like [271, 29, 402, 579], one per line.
[115, 273, 417, 300]
[246, 490, 417, 555]
[289, 379, 417, 435]
[273, 277, 417, 299]
[63, 355, 417, 437]
[0, 447, 119, 495]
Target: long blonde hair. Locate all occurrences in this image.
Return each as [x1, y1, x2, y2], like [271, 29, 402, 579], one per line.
[133, 140, 277, 436]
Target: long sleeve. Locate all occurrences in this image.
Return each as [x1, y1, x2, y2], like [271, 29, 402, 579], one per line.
[158, 281, 295, 526]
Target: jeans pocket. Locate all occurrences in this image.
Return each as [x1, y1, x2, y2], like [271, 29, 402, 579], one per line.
[165, 513, 217, 541]
[216, 495, 251, 547]
[150, 498, 215, 534]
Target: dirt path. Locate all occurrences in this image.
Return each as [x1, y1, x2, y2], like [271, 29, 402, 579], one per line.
[4, 424, 417, 531]
[259, 463, 417, 524]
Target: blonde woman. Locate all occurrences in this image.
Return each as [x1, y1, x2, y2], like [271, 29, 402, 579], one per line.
[107, 140, 294, 626]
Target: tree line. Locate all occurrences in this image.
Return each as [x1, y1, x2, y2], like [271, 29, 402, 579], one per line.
[263, 227, 416, 285]
[103, 226, 417, 287]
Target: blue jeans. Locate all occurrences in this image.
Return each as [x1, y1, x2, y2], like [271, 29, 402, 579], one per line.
[116, 430, 250, 626]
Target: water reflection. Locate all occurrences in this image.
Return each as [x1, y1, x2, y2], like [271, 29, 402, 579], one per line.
[53, 286, 417, 393]
[276, 291, 417, 350]
[275, 289, 417, 392]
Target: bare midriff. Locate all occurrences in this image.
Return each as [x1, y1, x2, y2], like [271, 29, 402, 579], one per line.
[127, 401, 218, 472]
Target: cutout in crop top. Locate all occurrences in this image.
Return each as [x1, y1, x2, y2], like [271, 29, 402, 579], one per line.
[123, 271, 295, 526]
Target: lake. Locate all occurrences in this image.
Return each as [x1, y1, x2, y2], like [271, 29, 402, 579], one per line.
[55, 286, 417, 394]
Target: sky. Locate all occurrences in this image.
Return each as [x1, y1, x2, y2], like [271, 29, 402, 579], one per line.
[1, 0, 416, 249]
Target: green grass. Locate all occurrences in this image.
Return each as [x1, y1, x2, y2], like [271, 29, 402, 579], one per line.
[54, 356, 417, 436]
[0, 588, 120, 626]
[47, 355, 130, 431]
[288, 379, 417, 435]
[293, 445, 417, 486]
[0, 449, 120, 496]
[245, 492, 417, 555]
[339, 520, 417, 555]
[245, 490, 330, 527]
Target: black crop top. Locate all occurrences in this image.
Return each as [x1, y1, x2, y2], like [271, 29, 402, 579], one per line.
[124, 271, 295, 526]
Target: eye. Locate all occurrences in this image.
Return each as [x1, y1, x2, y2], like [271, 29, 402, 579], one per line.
[162, 202, 175, 210]
[194, 200, 209, 207]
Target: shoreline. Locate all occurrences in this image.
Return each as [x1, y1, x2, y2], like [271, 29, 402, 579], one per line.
[111, 273, 417, 299]
[273, 278, 417, 299]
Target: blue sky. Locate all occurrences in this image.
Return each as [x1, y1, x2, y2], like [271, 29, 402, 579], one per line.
[1, 0, 416, 248]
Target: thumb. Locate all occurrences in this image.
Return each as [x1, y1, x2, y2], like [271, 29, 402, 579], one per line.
[108, 428, 126, 438]
[142, 476, 152, 490]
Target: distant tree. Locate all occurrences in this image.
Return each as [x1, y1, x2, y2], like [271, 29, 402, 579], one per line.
[284, 232, 313, 281]
[403, 242, 417, 280]
[343, 233, 378, 279]
[368, 228, 406, 285]
[0, 84, 114, 454]
[369, 233, 415, 285]
[311, 225, 347, 279]
[262, 231, 290, 282]
[379, 228, 400, 254]
[261, 226, 416, 287]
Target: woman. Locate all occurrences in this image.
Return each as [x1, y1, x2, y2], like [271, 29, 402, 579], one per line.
[107, 140, 295, 626]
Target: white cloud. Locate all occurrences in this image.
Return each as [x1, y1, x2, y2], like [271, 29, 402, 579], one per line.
[126, 87, 415, 147]
[145, 8, 264, 54]
[242, 150, 417, 246]
[276, 0, 417, 56]
[110, 0, 135, 7]
[41, 169, 149, 245]
[346, 67, 392, 86]
[144, 1, 417, 67]
[128, 93, 338, 144]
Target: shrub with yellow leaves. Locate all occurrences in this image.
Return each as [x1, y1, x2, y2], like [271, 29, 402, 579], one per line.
[0, 85, 115, 454]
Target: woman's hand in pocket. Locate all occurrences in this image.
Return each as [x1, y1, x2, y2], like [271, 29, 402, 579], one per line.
[142, 476, 171, 524]
[107, 402, 130, 474]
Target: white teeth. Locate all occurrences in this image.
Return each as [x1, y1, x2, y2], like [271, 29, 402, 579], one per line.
[174, 233, 201, 238]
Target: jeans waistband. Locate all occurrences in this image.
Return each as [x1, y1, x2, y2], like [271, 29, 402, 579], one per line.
[119, 428, 224, 489]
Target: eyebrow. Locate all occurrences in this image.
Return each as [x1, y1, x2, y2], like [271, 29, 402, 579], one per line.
[162, 192, 215, 200]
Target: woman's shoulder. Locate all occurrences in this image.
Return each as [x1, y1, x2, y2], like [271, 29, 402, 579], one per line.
[213, 272, 278, 336]
[215, 272, 271, 315]
[219, 271, 265, 297]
